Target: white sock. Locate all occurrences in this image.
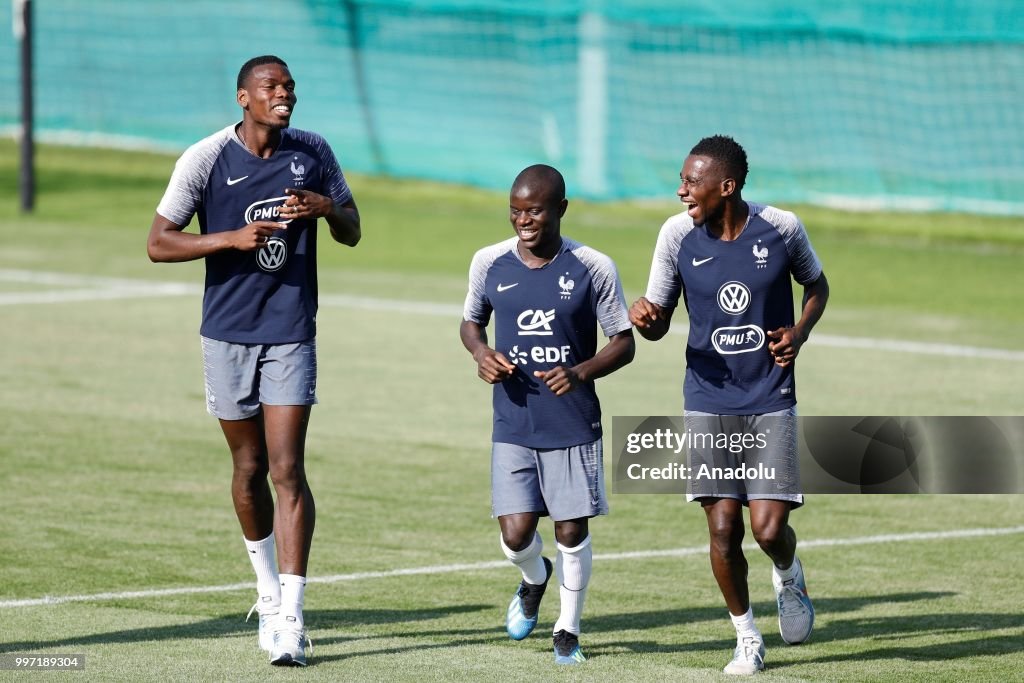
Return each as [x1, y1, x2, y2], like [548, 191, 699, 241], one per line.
[244, 533, 280, 610]
[774, 556, 799, 583]
[279, 574, 307, 630]
[552, 535, 592, 635]
[500, 532, 548, 585]
[730, 607, 760, 641]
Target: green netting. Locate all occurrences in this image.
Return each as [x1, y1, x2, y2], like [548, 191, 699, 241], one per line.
[1, 1, 1022, 213]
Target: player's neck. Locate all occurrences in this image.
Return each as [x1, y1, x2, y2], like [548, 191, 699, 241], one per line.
[517, 237, 562, 268]
[237, 123, 282, 159]
[708, 200, 749, 242]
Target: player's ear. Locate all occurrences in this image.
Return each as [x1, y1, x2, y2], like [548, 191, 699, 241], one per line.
[558, 198, 568, 218]
[237, 88, 248, 108]
[720, 177, 737, 197]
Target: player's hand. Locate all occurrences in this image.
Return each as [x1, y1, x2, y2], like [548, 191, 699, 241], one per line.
[766, 326, 803, 367]
[232, 220, 287, 251]
[473, 347, 517, 384]
[628, 297, 660, 330]
[534, 366, 581, 396]
[280, 188, 333, 221]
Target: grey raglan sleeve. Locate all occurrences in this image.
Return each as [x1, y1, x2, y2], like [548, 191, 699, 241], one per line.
[462, 242, 511, 325]
[571, 246, 631, 338]
[760, 205, 823, 285]
[155, 127, 230, 226]
[643, 215, 687, 309]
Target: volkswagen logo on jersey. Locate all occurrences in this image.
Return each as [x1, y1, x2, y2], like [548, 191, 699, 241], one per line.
[717, 281, 751, 315]
[712, 324, 765, 355]
[245, 197, 293, 225]
[257, 236, 288, 272]
[517, 309, 556, 336]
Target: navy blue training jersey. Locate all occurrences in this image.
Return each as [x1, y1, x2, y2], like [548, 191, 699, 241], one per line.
[156, 124, 353, 344]
[644, 203, 823, 414]
[464, 237, 631, 449]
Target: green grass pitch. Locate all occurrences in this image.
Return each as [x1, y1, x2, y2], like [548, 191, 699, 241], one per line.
[0, 141, 1022, 681]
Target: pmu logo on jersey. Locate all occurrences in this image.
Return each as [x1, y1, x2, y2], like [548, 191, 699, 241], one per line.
[257, 236, 288, 272]
[717, 281, 751, 315]
[517, 309, 555, 336]
[712, 325, 765, 355]
[245, 197, 293, 225]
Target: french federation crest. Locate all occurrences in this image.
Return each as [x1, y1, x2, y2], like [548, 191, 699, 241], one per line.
[291, 157, 306, 185]
[558, 273, 575, 300]
[753, 240, 768, 269]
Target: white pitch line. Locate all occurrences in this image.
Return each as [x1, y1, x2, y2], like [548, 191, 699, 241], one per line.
[0, 285, 199, 305]
[319, 293, 462, 318]
[2, 525, 1021, 610]
[0, 268, 201, 305]
[809, 334, 1024, 362]
[2, 269, 1022, 361]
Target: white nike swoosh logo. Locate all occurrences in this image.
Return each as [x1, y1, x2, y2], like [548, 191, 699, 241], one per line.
[226, 176, 249, 186]
[496, 283, 519, 292]
[692, 257, 714, 266]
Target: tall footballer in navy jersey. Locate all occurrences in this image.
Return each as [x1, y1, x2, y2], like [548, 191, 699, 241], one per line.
[461, 165, 634, 665]
[630, 136, 828, 675]
[157, 123, 350, 343]
[147, 56, 360, 667]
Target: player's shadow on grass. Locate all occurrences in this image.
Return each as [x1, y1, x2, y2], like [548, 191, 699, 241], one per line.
[793, 631, 1023, 666]
[301, 608, 508, 648]
[0, 605, 492, 654]
[582, 590, 1024, 661]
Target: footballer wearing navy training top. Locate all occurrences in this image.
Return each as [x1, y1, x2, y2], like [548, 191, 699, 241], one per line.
[460, 165, 634, 665]
[147, 55, 360, 667]
[630, 135, 829, 676]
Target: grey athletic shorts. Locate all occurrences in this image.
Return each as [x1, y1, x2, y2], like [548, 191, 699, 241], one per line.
[683, 407, 803, 507]
[201, 336, 317, 420]
[491, 439, 609, 521]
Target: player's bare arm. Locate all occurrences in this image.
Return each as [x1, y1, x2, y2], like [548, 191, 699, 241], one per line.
[460, 319, 516, 384]
[282, 188, 361, 247]
[767, 272, 830, 367]
[535, 330, 635, 397]
[628, 297, 674, 341]
[147, 213, 287, 263]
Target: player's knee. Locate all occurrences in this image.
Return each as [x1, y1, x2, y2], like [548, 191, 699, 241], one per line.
[751, 519, 785, 550]
[708, 518, 744, 556]
[232, 455, 269, 484]
[501, 528, 534, 551]
[553, 521, 588, 548]
[501, 520, 540, 552]
[268, 456, 306, 492]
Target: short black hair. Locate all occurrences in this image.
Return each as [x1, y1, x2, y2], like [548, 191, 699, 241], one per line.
[690, 135, 749, 190]
[511, 164, 566, 204]
[237, 55, 289, 90]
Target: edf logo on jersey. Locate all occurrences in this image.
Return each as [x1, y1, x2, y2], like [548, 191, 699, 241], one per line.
[509, 309, 570, 366]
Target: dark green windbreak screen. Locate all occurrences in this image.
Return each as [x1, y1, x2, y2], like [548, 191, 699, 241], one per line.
[1, 1, 1021, 213]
